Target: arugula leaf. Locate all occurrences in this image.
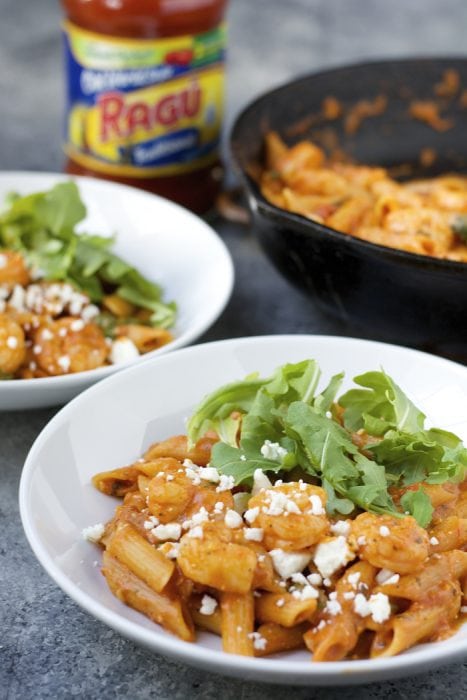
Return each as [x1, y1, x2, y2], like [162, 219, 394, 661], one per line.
[0, 182, 175, 330]
[187, 376, 269, 446]
[339, 370, 426, 435]
[313, 372, 344, 416]
[369, 428, 467, 485]
[285, 401, 397, 516]
[187, 360, 320, 446]
[188, 359, 467, 528]
[400, 488, 433, 527]
[210, 442, 284, 483]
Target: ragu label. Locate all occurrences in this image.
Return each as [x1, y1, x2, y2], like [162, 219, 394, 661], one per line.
[62, 22, 226, 177]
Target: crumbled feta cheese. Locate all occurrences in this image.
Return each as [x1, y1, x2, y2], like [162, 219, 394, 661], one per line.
[376, 568, 396, 585]
[0, 253, 7, 268]
[307, 573, 322, 587]
[252, 469, 272, 495]
[343, 591, 355, 600]
[357, 535, 367, 547]
[70, 319, 85, 332]
[353, 593, 371, 618]
[299, 480, 307, 491]
[152, 523, 182, 541]
[82, 523, 105, 542]
[216, 474, 235, 492]
[143, 515, 159, 529]
[347, 572, 361, 589]
[6, 336, 18, 349]
[292, 585, 319, 601]
[276, 598, 285, 607]
[8, 285, 26, 312]
[81, 304, 99, 322]
[285, 499, 301, 514]
[379, 525, 390, 537]
[110, 337, 140, 364]
[354, 592, 391, 623]
[269, 549, 312, 579]
[240, 454, 247, 461]
[214, 501, 225, 514]
[187, 526, 204, 539]
[233, 491, 250, 514]
[309, 494, 325, 516]
[368, 593, 391, 623]
[430, 536, 439, 546]
[291, 572, 308, 586]
[40, 328, 53, 341]
[260, 439, 287, 462]
[330, 520, 350, 537]
[244, 506, 259, 524]
[183, 460, 202, 485]
[224, 509, 243, 529]
[325, 599, 342, 616]
[323, 577, 332, 587]
[166, 543, 181, 559]
[248, 632, 267, 651]
[243, 527, 264, 542]
[262, 489, 301, 517]
[461, 606, 467, 614]
[166, 474, 174, 481]
[57, 355, 71, 372]
[316, 620, 327, 630]
[199, 466, 220, 483]
[381, 574, 400, 586]
[313, 536, 355, 578]
[190, 507, 209, 527]
[199, 594, 218, 616]
[33, 344, 42, 355]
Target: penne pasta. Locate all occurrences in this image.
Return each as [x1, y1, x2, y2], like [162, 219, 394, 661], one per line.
[102, 551, 194, 642]
[107, 522, 175, 593]
[254, 623, 307, 657]
[371, 580, 461, 657]
[255, 592, 317, 628]
[220, 592, 255, 656]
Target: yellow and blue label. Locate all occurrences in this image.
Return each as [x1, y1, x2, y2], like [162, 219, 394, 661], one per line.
[63, 22, 226, 177]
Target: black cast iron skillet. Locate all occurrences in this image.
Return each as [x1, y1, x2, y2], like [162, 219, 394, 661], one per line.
[230, 58, 467, 350]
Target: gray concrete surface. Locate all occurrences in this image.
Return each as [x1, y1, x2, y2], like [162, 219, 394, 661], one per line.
[1, 0, 467, 697]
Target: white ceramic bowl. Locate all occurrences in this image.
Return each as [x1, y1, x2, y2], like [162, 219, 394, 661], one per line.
[0, 172, 234, 410]
[19, 335, 467, 685]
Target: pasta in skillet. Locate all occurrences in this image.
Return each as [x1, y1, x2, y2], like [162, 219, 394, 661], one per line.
[85, 361, 467, 661]
[260, 132, 467, 261]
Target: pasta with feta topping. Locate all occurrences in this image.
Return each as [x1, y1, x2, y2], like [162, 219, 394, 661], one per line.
[86, 361, 467, 661]
[0, 182, 175, 378]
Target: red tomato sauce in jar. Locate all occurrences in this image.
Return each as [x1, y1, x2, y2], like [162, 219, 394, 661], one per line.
[61, 0, 228, 213]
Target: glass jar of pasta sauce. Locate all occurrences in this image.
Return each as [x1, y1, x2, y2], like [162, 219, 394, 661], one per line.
[61, 0, 228, 214]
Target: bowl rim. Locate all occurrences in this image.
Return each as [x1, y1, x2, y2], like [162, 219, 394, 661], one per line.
[19, 334, 467, 684]
[230, 55, 467, 276]
[0, 170, 235, 392]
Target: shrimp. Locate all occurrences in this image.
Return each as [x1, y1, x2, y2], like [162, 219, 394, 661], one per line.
[32, 317, 108, 375]
[0, 250, 30, 289]
[0, 313, 26, 374]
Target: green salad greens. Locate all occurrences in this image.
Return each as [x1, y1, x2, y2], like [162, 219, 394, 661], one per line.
[0, 182, 176, 329]
[187, 360, 467, 528]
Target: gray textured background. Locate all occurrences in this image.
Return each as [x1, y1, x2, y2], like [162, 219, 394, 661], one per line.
[2, 0, 467, 698]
